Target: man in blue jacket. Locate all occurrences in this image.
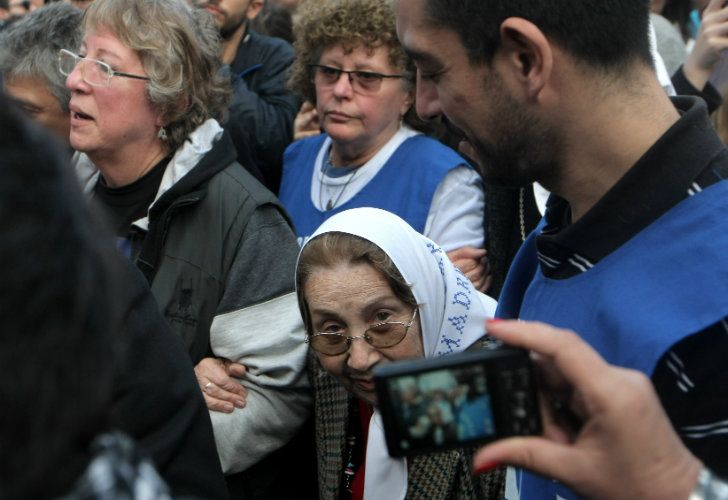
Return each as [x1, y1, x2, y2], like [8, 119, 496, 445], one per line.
[395, 0, 728, 498]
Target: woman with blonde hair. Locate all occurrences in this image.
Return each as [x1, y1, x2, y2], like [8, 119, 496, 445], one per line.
[65, 0, 311, 495]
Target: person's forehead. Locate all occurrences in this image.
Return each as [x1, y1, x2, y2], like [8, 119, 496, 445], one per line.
[393, 0, 429, 37]
[307, 261, 389, 291]
[394, 0, 449, 60]
[318, 43, 393, 68]
[305, 262, 396, 308]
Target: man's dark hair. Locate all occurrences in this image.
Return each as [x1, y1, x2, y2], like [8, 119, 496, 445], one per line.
[424, 0, 653, 71]
[0, 95, 122, 499]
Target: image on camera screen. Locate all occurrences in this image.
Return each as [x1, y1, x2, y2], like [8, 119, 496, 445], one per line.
[387, 364, 495, 452]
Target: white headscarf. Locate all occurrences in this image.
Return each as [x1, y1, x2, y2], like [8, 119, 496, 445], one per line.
[302, 207, 497, 500]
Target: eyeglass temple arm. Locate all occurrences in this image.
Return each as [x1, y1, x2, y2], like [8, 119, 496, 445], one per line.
[113, 71, 150, 81]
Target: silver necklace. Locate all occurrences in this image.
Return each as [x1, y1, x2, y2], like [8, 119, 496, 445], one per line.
[319, 149, 359, 211]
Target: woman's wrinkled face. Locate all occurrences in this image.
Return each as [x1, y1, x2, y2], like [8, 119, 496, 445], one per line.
[65, 28, 161, 163]
[315, 43, 413, 156]
[304, 261, 423, 406]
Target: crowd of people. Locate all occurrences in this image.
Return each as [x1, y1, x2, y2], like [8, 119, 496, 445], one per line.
[1, 0, 727, 499]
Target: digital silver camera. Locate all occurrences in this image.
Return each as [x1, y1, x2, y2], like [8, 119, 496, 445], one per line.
[373, 346, 542, 457]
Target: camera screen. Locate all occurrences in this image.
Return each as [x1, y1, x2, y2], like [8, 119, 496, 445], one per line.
[384, 363, 495, 452]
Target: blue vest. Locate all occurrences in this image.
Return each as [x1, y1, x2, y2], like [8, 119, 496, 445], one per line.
[497, 180, 728, 499]
[279, 134, 465, 245]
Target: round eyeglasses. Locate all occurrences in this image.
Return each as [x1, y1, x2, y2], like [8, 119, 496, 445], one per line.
[58, 49, 151, 88]
[308, 64, 406, 95]
[306, 308, 418, 356]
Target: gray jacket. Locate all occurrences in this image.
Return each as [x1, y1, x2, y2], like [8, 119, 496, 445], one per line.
[75, 119, 311, 475]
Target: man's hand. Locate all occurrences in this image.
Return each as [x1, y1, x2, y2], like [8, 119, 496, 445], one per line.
[683, 0, 728, 90]
[293, 101, 321, 141]
[447, 246, 492, 292]
[195, 357, 248, 413]
[473, 320, 703, 500]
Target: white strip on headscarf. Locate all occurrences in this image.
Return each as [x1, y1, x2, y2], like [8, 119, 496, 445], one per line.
[302, 207, 497, 500]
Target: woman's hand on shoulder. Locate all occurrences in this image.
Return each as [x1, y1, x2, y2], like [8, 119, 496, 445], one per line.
[195, 357, 248, 413]
[294, 101, 322, 141]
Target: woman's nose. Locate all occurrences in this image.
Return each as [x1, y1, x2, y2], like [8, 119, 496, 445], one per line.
[415, 73, 442, 120]
[346, 336, 377, 371]
[332, 72, 355, 98]
[65, 62, 87, 92]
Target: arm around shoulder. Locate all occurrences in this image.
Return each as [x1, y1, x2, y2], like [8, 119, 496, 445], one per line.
[207, 204, 312, 474]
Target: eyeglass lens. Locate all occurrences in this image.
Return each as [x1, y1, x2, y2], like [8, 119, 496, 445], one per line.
[309, 321, 409, 355]
[312, 66, 386, 94]
[59, 50, 110, 87]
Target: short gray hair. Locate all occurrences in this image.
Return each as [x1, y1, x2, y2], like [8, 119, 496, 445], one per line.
[0, 3, 83, 112]
[83, 0, 231, 152]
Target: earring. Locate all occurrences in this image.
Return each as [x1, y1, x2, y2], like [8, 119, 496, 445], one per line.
[157, 126, 168, 141]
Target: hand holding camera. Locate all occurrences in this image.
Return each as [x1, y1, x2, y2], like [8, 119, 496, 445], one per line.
[373, 338, 542, 457]
[473, 320, 704, 500]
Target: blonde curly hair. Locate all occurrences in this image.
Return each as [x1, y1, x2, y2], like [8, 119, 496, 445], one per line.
[288, 0, 415, 106]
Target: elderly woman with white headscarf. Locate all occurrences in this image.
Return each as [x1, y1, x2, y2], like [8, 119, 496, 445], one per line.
[295, 207, 503, 500]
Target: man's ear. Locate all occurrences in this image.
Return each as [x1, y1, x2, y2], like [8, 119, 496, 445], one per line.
[246, 0, 264, 20]
[498, 18, 553, 100]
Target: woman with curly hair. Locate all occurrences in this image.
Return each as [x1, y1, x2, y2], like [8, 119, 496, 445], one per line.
[64, 0, 311, 494]
[279, 0, 490, 292]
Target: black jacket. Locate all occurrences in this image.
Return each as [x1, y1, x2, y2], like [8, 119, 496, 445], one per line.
[484, 184, 542, 299]
[225, 29, 300, 193]
[113, 259, 229, 499]
[78, 123, 312, 496]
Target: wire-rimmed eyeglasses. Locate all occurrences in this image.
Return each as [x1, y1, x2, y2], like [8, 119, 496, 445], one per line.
[306, 308, 418, 356]
[58, 49, 151, 88]
[308, 64, 406, 95]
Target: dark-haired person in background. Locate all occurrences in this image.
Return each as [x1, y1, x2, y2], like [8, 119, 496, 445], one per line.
[0, 96, 164, 500]
[395, 0, 728, 498]
[0, 96, 228, 499]
[252, 2, 293, 44]
[0, 6, 230, 496]
[195, 0, 299, 192]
